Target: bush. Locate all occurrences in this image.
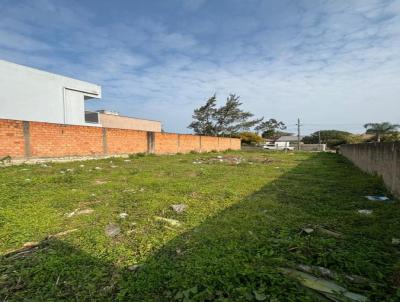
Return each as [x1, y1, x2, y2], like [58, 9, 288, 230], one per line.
[239, 132, 263, 145]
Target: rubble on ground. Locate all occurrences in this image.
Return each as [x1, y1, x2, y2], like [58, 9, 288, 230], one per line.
[154, 216, 181, 227]
[171, 204, 187, 213]
[105, 224, 121, 237]
[119, 213, 129, 219]
[357, 209, 373, 215]
[65, 208, 94, 218]
[192, 155, 277, 165]
[281, 267, 368, 301]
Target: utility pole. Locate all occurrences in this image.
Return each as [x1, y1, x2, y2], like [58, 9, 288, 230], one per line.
[296, 118, 301, 151]
[318, 130, 321, 144]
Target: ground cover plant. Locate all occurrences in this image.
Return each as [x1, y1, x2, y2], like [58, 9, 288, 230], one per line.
[0, 151, 399, 301]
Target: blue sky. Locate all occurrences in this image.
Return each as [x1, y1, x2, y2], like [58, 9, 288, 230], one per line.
[0, 0, 399, 134]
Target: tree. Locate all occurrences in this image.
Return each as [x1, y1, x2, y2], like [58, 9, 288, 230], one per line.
[254, 119, 287, 139]
[239, 132, 264, 145]
[302, 130, 354, 148]
[364, 122, 400, 142]
[187, 95, 217, 135]
[188, 94, 263, 136]
[381, 132, 400, 142]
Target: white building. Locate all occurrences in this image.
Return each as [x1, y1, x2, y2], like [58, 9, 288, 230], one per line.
[0, 59, 101, 126]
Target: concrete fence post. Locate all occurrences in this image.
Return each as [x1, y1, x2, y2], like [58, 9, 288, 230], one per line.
[23, 121, 31, 158]
[102, 128, 108, 155]
[147, 132, 155, 154]
[199, 136, 202, 153]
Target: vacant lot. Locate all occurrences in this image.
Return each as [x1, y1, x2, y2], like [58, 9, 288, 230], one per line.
[0, 151, 399, 301]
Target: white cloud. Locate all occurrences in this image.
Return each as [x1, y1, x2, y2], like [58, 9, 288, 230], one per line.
[0, 29, 51, 51]
[0, 0, 399, 133]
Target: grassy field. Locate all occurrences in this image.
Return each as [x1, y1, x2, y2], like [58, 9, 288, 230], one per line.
[0, 151, 399, 301]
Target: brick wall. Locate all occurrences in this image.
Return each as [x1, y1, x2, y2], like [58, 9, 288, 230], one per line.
[154, 133, 179, 154]
[0, 118, 241, 159]
[106, 128, 148, 154]
[200, 136, 219, 152]
[178, 134, 201, 153]
[0, 119, 25, 158]
[29, 122, 103, 157]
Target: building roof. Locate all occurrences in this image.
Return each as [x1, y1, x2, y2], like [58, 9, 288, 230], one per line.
[276, 135, 304, 142]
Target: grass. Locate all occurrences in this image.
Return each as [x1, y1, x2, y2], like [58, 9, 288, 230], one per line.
[0, 151, 399, 301]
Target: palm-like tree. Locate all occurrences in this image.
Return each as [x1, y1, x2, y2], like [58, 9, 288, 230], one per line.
[364, 122, 400, 142]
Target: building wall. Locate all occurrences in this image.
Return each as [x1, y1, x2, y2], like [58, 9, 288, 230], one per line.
[99, 113, 161, 132]
[340, 142, 400, 198]
[0, 60, 101, 126]
[0, 118, 241, 160]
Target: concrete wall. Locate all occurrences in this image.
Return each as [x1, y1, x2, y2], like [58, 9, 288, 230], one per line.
[300, 144, 326, 151]
[339, 142, 400, 198]
[0, 118, 241, 160]
[0, 60, 101, 126]
[99, 113, 162, 132]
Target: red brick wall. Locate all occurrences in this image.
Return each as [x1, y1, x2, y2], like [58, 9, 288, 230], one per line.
[231, 138, 241, 150]
[29, 122, 103, 157]
[178, 134, 200, 153]
[107, 128, 147, 154]
[218, 137, 232, 151]
[201, 136, 219, 152]
[0, 119, 25, 158]
[154, 133, 179, 154]
[0, 118, 241, 159]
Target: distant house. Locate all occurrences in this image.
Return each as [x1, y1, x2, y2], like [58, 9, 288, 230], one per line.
[0, 60, 161, 132]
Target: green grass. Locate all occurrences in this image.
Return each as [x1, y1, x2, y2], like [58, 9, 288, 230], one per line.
[0, 151, 399, 301]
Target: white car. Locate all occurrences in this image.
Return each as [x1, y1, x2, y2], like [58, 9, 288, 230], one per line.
[263, 143, 294, 151]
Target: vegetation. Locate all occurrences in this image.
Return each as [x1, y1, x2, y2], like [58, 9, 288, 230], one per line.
[382, 132, 400, 142]
[364, 122, 400, 142]
[254, 118, 288, 139]
[0, 151, 399, 301]
[188, 94, 263, 136]
[239, 132, 264, 145]
[302, 130, 363, 148]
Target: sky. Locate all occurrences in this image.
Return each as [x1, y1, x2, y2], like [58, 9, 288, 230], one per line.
[0, 0, 399, 134]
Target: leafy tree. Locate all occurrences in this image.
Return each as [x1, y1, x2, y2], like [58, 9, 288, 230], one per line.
[188, 94, 262, 136]
[255, 119, 287, 139]
[262, 130, 292, 140]
[188, 95, 217, 135]
[302, 130, 354, 148]
[381, 132, 400, 142]
[364, 122, 400, 142]
[239, 132, 264, 145]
